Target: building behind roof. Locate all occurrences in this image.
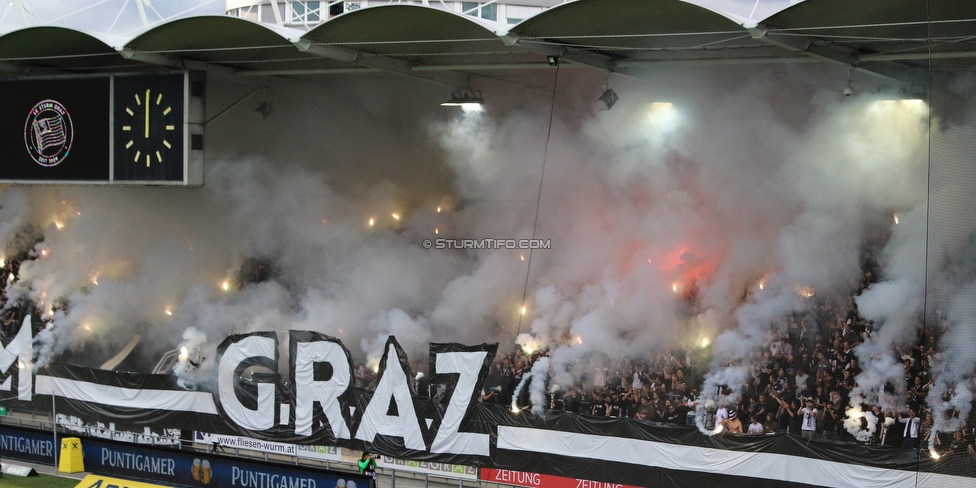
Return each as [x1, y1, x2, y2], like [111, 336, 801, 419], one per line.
[225, 0, 562, 29]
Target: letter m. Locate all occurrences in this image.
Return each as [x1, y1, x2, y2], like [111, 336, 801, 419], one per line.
[0, 316, 34, 400]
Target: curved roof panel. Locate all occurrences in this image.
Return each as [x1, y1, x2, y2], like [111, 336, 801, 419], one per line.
[0, 26, 129, 71]
[124, 15, 307, 65]
[763, 0, 976, 57]
[301, 5, 525, 66]
[0, 3, 971, 82]
[509, 0, 756, 55]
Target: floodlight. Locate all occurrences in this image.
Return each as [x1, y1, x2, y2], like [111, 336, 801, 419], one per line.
[875, 85, 927, 101]
[597, 87, 619, 110]
[440, 89, 484, 111]
[899, 85, 926, 100]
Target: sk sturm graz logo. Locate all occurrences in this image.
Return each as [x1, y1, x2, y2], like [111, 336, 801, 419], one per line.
[24, 99, 74, 167]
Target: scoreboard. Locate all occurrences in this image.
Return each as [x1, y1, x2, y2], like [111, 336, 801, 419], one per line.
[0, 71, 204, 185]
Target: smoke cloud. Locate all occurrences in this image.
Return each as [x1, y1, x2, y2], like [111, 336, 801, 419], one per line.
[0, 66, 953, 427]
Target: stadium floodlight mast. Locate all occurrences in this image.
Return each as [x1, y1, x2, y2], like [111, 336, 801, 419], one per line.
[4, 0, 40, 26]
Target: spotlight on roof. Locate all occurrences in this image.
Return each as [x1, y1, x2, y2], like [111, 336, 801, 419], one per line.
[546, 55, 560, 66]
[875, 85, 900, 99]
[874, 85, 927, 104]
[254, 101, 273, 120]
[440, 89, 484, 112]
[597, 87, 619, 110]
[900, 85, 927, 100]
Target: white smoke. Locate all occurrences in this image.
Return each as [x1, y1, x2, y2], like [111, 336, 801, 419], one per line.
[690, 96, 928, 422]
[842, 406, 881, 442]
[0, 68, 936, 422]
[173, 326, 209, 381]
[849, 204, 927, 410]
[927, 281, 976, 448]
[527, 356, 551, 415]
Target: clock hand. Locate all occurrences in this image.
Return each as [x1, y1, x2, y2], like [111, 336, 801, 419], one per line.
[145, 89, 150, 139]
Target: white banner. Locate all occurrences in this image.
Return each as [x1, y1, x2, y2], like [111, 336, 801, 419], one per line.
[378, 455, 478, 480]
[195, 432, 297, 456]
[295, 444, 342, 462]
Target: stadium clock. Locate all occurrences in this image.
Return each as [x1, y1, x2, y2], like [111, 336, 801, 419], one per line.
[121, 87, 177, 168]
[113, 73, 186, 182]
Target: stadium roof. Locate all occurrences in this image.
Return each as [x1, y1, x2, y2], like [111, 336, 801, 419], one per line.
[0, 0, 972, 86]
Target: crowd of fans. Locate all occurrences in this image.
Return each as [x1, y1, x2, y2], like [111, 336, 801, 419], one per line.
[2, 225, 974, 459]
[0, 257, 32, 338]
[0, 225, 44, 339]
[463, 260, 976, 457]
[467, 307, 975, 457]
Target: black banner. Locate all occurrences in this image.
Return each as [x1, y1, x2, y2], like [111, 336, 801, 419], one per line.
[2, 323, 975, 488]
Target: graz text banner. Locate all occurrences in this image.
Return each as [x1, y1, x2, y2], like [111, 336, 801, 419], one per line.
[1, 322, 973, 488]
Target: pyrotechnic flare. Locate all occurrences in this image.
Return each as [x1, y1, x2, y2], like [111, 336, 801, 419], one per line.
[795, 286, 815, 298]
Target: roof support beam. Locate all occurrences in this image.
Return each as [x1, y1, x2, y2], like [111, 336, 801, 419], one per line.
[0, 61, 29, 75]
[117, 48, 181, 68]
[237, 67, 382, 76]
[616, 55, 822, 68]
[749, 26, 916, 85]
[294, 40, 359, 63]
[514, 39, 617, 71]
[352, 54, 471, 87]
[292, 40, 469, 87]
[860, 50, 976, 62]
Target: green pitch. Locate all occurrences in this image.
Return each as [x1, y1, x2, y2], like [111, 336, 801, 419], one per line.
[0, 473, 83, 487]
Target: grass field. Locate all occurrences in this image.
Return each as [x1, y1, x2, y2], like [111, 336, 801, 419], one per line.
[0, 473, 82, 487]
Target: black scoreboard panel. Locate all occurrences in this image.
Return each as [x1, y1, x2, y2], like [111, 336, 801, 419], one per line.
[0, 72, 199, 185]
[0, 77, 111, 181]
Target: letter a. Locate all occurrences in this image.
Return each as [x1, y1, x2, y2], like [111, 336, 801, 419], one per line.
[355, 340, 425, 450]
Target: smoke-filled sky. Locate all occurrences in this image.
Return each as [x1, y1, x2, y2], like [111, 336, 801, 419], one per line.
[1, 61, 934, 378]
